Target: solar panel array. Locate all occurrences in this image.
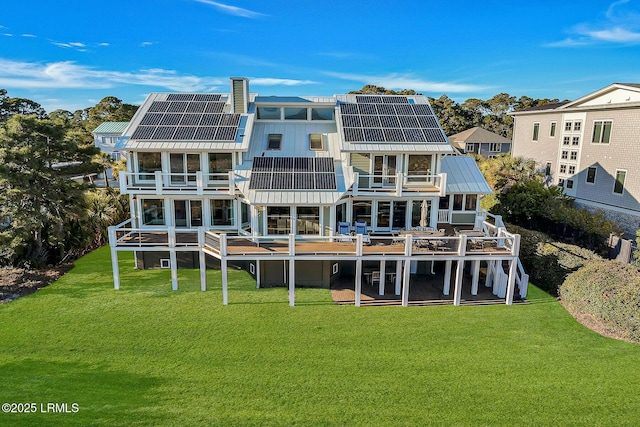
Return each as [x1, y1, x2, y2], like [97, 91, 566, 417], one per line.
[249, 157, 337, 190]
[340, 96, 446, 143]
[131, 94, 241, 141]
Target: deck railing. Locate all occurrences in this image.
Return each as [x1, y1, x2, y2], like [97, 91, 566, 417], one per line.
[352, 172, 446, 196]
[119, 171, 234, 195]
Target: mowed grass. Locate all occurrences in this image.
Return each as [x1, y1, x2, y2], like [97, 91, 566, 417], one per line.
[1, 247, 639, 426]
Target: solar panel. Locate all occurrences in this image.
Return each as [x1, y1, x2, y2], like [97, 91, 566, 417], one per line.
[140, 113, 163, 125]
[148, 101, 170, 112]
[194, 127, 218, 140]
[200, 114, 221, 126]
[355, 95, 382, 104]
[418, 115, 439, 128]
[179, 114, 202, 126]
[214, 127, 237, 141]
[364, 128, 385, 142]
[131, 126, 156, 139]
[358, 104, 377, 115]
[249, 157, 336, 190]
[152, 126, 176, 139]
[219, 114, 240, 126]
[403, 128, 426, 142]
[167, 102, 189, 113]
[186, 102, 207, 113]
[205, 102, 225, 113]
[160, 114, 182, 126]
[342, 115, 362, 128]
[399, 115, 419, 128]
[394, 104, 414, 115]
[194, 94, 221, 102]
[339, 104, 359, 115]
[412, 104, 433, 115]
[343, 127, 364, 142]
[423, 128, 447, 142]
[167, 94, 195, 101]
[360, 115, 381, 127]
[173, 127, 197, 140]
[375, 104, 396, 115]
[379, 115, 400, 128]
[382, 96, 409, 104]
[383, 128, 406, 142]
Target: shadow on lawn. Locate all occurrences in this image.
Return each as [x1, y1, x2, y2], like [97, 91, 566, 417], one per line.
[0, 359, 172, 426]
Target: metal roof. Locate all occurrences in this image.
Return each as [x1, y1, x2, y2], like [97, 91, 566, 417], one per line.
[92, 122, 129, 134]
[448, 127, 511, 149]
[441, 156, 492, 194]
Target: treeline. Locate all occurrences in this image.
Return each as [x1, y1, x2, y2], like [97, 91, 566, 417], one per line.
[350, 85, 565, 139]
[0, 90, 137, 267]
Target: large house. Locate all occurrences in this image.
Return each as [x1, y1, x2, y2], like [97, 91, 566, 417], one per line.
[511, 83, 640, 237]
[448, 126, 511, 158]
[108, 78, 527, 306]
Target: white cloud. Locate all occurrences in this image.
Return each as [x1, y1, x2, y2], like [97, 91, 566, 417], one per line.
[250, 77, 317, 86]
[324, 71, 487, 93]
[140, 41, 156, 47]
[585, 26, 640, 42]
[192, 0, 266, 18]
[3, 33, 13, 37]
[21, 33, 37, 38]
[98, 42, 109, 47]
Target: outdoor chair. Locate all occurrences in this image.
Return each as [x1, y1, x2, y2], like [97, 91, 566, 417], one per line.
[337, 221, 351, 242]
[354, 221, 371, 244]
[371, 271, 381, 287]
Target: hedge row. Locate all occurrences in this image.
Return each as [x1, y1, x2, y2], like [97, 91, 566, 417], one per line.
[560, 260, 640, 343]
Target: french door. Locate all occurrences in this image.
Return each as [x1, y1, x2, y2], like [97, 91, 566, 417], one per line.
[174, 200, 203, 228]
[170, 153, 200, 185]
[372, 155, 397, 187]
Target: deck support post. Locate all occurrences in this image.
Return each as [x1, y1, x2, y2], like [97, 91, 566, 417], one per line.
[443, 260, 452, 295]
[170, 249, 178, 291]
[401, 259, 411, 307]
[111, 248, 120, 290]
[453, 260, 464, 306]
[485, 260, 494, 288]
[355, 259, 362, 307]
[506, 258, 517, 305]
[288, 259, 295, 307]
[221, 259, 228, 305]
[199, 250, 206, 291]
[256, 260, 261, 289]
[379, 259, 386, 296]
[395, 260, 402, 295]
[471, 260, 480, 296]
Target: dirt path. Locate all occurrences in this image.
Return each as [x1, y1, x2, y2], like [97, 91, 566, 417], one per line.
[0, 265, 72, 304]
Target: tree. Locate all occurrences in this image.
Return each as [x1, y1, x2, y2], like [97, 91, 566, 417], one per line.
[0, 89, 47, 121]
[349, 85, 417, 95]
[427, 95, 473, 135]
[0, 115, 95, 266]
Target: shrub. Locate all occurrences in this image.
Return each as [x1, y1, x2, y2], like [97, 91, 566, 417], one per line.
[560, 260, 640, 343]
[506, 223, 602, 295]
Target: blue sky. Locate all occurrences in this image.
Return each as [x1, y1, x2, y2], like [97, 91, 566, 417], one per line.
[1, 0, 640, 112]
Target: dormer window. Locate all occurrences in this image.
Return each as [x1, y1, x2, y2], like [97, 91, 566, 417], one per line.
[309, 134, 323, 150]
[267, 134, 282, 150]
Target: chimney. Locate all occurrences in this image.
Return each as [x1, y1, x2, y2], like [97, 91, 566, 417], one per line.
[230, 77, 249, 114]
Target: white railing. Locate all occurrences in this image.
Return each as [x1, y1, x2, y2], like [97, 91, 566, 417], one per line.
[352, 172, 445, 196]
[119, 171, 233, 195]
[437, 209, 450, 223]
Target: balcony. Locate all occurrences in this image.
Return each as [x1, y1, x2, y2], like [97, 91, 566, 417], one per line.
[351, 172, 446, 197]
[119, 171, 234, 195]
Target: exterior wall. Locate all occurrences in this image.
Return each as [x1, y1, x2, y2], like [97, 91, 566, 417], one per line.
[477, 142, 511, 158]
[512, 111, 563, 174]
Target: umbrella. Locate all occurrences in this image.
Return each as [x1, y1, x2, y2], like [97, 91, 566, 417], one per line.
[419, 199, 429, 228]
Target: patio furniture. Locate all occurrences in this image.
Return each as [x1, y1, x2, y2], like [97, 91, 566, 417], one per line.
[337, 221, 351, 242]
[354, 221, 371, 244]
[371, 271, 381, 287]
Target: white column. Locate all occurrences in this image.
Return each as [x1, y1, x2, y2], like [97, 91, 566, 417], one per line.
[395, 260, 402, 295]
[443, 260, 452, 295]
[485, 260, 494, 288]
[170, 249, 178, 291]
[199, 250, 206, 291]
[453, 260, 464, 306]
[506, 258, 517, 305]
[379, 259, 386, 296]
[429, 199, 438, 229]
[402, 259, 411, 307]
[111, 248, 120, 290]
[288, 259, 295, 307]
[221, 259, 228, 305]
[471, 260, 480, 296]
[256, 260, 261, 289]
[355, 259, 362, 307]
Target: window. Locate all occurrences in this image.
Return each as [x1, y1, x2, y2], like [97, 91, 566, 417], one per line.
[568, 165, 576, 174]
[267, 134, 282, 150]
[141, 199, 164, 225]
[439, 196, 450, 210]
[411, 200, 428, 228]
[453, 194, 464, 211]
[560, 164, 567, 173]
[564, 122, 572, 131]
[309, 134, 324, 150]
[574, 122, 581, 131]
[550, 122, 556, 137]
[296, 207, 320, 235]
[570, 151, 578, 161]
[592, 120, 612, 143]
[352, 200, 372, 225]
[572, 136, 580, 146]
[465, 194, 477, 211]
[406, 155, 432, 183]
[208, 153, 232, 183]
[211, 200, 234, 226]
[257, 107, 280, 120]
[489, 143, 501, 152]
[267, 206, 290, 234]
[311, 108, 334, 120]
[532, 123, 540, 141]
[284, 107, 307, 120]
[545, 162, 552, 176]
[586, 167, 597, 184]
[137, 152, 161, 180]
[561, 151, 568, 160]
[566, 179, 574, 189]
[563, 136, 570, 145]
[614, 170, 626, 194]
[558, 178, 565, 187]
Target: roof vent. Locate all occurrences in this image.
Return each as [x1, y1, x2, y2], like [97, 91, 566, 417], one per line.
[230, 77, 249, 114]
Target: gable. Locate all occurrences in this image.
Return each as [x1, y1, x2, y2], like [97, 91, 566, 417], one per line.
[561, 84, 640, 109]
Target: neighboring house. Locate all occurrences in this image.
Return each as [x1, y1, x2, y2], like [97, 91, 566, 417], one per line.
[448, 127, 511, 157]
[92, 122, 129, 172]
[108, 77, 527, 306]
[511, 83, 640, 237]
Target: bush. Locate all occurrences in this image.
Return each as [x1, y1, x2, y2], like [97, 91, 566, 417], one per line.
[506, 224, 602, 295]
[560, 260, 640, 343]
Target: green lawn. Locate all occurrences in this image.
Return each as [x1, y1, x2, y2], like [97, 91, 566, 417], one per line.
[1, 247, 639, 426]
